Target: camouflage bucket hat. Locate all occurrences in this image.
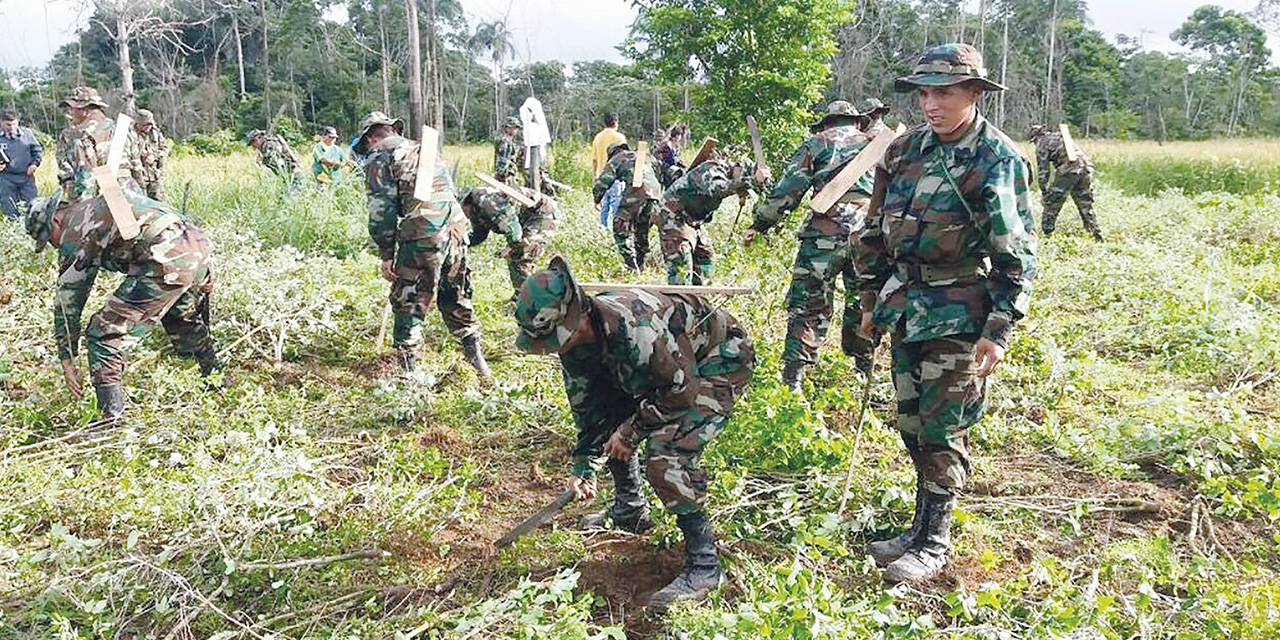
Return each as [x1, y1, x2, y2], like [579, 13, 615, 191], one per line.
[504, 116, 522, 128]
[809, 100, 860, 132]
[514, 256, 587, 355]
[894, 43, 1007, 93]
[246, 129, 266, 143]
[1028, 124, 1046, 139]
[25, 189, 63, 253]
[356, 111, 404, 153]
[60, 86, 108, 109]
[607, 141, 630, 157]
[854, 97, 889, 116]
[136, 109, 156, 125]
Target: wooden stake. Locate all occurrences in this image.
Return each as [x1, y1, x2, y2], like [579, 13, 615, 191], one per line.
[92, 165, 139, 240]
[808, 124, 904, 215]
[476, 172, 538, 208]
[632, 141, 649, 188]
[688, 137, 719, 170]
[412, 125, 439, 202]
[579, 282, 752, 295]
[1059, 123, 1078, 163]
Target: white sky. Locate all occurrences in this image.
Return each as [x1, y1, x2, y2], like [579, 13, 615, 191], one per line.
[2, 0, 1277, 73]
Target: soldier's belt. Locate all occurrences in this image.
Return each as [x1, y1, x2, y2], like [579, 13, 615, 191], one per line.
[895, 259, 989, 285]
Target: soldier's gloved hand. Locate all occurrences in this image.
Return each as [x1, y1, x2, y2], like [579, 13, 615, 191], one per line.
[60, 359, 83, 398]
[568, 475, 596, 501]
[741, 228, 758, 246]
[974, 338, 1005, 377]
[603, 429, 635, 461]
[380, 258, 395, 282]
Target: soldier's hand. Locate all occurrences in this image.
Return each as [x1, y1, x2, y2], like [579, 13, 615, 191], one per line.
[499, 245, 513, 259]
[26, 164, 38, 177]
[568, 475, 596, 501]
[603, 430, 634, 461]
[974, 338, 1005, 377]
[754, 166, 772, 185]
[61, 359, 83, 398]
[380, 259, 395, 282]
[741, 229, 758, 246]
[860, 312, 876, 339]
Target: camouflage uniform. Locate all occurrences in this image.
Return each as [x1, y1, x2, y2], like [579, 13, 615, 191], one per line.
[494, 118, 522, 184]
[1031, 127, 1102, 240]
[750, 102, 877, 380]
[859, 43, 1037, 585]
[593, 146, 662, 271]
[56, 93, 115, 203]
[461, 186, 559, 294]
[129, 111, 170, 201]
[253, 132, 302, 180]
[660, 158, 749, 285]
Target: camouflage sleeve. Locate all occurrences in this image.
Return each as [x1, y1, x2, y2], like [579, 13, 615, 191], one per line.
[493, 138, 515, 180]
[56, 130, 76, 186]
[978, 156, 1037, 346]
[856, 167, 894, 313]
[364, 155, 400, 261]
[497, 204, 523, 246]
[563, 366, 633, 478]
[750, 142, 815, 233]
[53, 257, 100, 361]
[592, 159, 619, 204]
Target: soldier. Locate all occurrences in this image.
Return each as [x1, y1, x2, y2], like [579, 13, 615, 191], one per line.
[857, 43, 1036, 583]
[1029, 124, 1102, 241]
[56, 86, 116, 202]
[247, 129, 302, 182]
[654, 123, 688, 188]
[493, 116, 523, 185]
[355, 111, 491, 379]
[513, 256, 755, 609]
[659, 153, 759, 285]
[855, 98, 892, 137]
[459, 185, 560, 297]
[24, 188, 224, 423]
[130, 109, 171, 201]
[592, 142, 662, 272]
[742, 100, 878, 389]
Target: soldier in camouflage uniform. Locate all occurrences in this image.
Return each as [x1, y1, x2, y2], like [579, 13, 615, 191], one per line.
[247, 129, 302, 182]
[459, 185, 559, 297]
[1029, 125, 1102, 241]
[857, 43, 1036, 583]
[593, 142, 662, 272]
[129, 109, 170, 201]
[743, 100, 879, 389]
[855, 98, 892, 137]
[56, 86, 116, 203]
[355, 111, 491, 379]
[659, 153, 759, 285]
[24, 188, 224, 423]
[493, 116, 523, 185]
[514, 256, 755, 610]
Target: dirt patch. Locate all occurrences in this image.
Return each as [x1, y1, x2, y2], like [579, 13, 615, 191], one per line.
[352, 353, 402, 380]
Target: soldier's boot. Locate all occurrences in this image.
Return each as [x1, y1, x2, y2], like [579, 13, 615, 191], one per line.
[579, 455, 652, 532]
[93, 383, 127, 425]
[869, 438, 928, 566]
[883, 487, 956, 584]
[780, 360, 806, 392]
[460, 335, 492, 381]
[1079, 204, 1104, 242]
[395, 347, 417, 373]
[649, 511, 722, 611]
[196, 350, 234, 388]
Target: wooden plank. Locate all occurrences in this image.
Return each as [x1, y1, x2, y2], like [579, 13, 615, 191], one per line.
[476, 172, 538, 208]
[579, 282, 752, 295]
[1059, 123, 1077, 163]
[105, 113, 133, 175]
[746, 116, 766, 172]
[688, 137, 719, 170]
[412, 125, 440, 202]
[808, 124, 905, 215]
[631, 141, 649, 188]
[93, 165, 139, 240]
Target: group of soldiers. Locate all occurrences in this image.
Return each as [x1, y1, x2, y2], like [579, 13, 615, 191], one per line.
[14, 41, 1098, 610]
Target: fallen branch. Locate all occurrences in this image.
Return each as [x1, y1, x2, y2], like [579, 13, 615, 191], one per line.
[237, 548, 388, 572]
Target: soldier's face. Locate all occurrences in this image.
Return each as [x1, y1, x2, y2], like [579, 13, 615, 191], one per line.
[917, 84, 981, 141]
[68, 106, 90, 124]
[1, 119, 17, 135]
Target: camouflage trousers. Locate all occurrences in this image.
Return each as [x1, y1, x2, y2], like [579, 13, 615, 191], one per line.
[1042, 170, 1100, 237]
[86, 228, 216, 385]
[890, 332, 984, 491]
[507, 219, 557, 295]
[659, 209, 714, 285]
[136, 173, 165, 202]
[783, 231, 873, 367]
[612, 199, 656, 271]
[390, 237, 481, 348]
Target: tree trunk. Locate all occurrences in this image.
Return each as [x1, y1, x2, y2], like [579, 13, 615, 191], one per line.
[378, 4, 391, 113]
[233, 12, 246, 100]
[116, 14, 136, 115]
[260, 0, 271, 130]
[1044, 0, 1059, 117]
[426, 0, 443, 135]
[405, 0, 424, 137]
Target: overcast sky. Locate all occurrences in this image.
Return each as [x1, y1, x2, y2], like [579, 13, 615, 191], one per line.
[1, 0, 1276, 73]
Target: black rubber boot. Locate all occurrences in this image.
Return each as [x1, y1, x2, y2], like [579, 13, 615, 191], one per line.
[395, 347, 416, 373]
[649, 511, 722, 611]
[780, 360, 805, 392]
[93, 383, 127, 425]
[579, 454, 652, 532]
[460, 334, 492, 380]
[883, 487, 956, 583]
[868, 437, 928, 567]
[197, 351, 233, 388]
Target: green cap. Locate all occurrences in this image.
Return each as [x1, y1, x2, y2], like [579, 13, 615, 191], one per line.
[246, 129, 266, 143]
[504, 116, 522, 128]
[894, 43, 1006, 93]
[514, 256, 587, 355]
[60, 86, 108, 109]
[809, 100, 860, 132]
[355, 111, 404, 153]
[1028, 124, 1047, 139]
[135, 109, 156, 125]
[25, 189, 63, 253]
[854, 98, 889, 116]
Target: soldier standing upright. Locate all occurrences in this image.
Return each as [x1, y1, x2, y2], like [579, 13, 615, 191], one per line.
[459, 185, 559, 297]
[743, 101, 879, 389]
[494, 116, 523, 185]
[593, 142, 662, 272]
[1029, 125, 1102, 241]
[855, 98, 892, 137]
[857, 43, 1037, 583]
[56, 86, 116, 202]
[247, 129, 302, 183]
[355, 111, 491, 379]
[130, 109, 171, 201]
[659, 153, 760, 285]
[513, 256, 755, 609]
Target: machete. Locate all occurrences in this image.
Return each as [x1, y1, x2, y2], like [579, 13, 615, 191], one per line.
[495, 488, 576, 548]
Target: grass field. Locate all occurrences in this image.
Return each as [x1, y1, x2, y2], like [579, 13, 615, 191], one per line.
[1, 140, 1279, 639]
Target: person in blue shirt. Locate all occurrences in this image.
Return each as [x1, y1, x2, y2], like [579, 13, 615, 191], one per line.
[0, 110, 43, 220]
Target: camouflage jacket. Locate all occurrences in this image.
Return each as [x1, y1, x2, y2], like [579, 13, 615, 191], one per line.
[493, 133, 522, 183]
[464, 186, 523, 246]
[663, 158, 749, 223]
[1033, 130, 1091, 188]
[52, 191, 207, 360]
[364, 134, 467, 262]
[751, 123, 875, 238]
[592, 149, 662, 208]
[56, 113, 115, 201]
[130, 126, 170, 185]
[559, 291, 753, 477]
[856, 115, 1037, 347]
[259, 135, 300, 176]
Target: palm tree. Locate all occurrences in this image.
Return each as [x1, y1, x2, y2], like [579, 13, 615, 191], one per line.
[473, 19, 514, 135]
